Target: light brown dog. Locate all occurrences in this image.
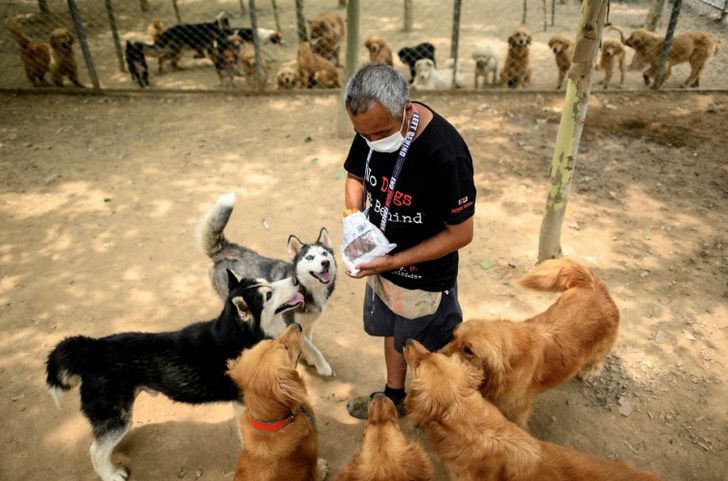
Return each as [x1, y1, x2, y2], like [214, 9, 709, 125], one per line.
[596, 38, 626, 89]
[441, 258, 619, 428]
[336, 393, 434, 481]
[147, 19, 169, 73]
[364, 35, 393, 65]
[6, 16, 82, 87]
[227, 323, 327, 481]
[404, 340, 666, 481]
[309, 11, 345, 66]
[297, 41, 340, 88]
[276, 65, 301, 89]
[240, 42, 274, 87]
[500, 26, 532, 88]
[610, 26, 719, 88]
[547, 33, 574, 89]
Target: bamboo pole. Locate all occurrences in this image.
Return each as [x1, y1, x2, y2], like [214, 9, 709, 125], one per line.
[104, 0, 125, 73]
[67, 0, 100, 89]
[655, 0, 683, 89]
[336, 0, 359, 138]
[450, 0, 462, 90]
[537, 0, 608, 261]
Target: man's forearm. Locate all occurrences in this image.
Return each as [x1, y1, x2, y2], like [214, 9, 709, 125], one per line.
[389, 217, 474, 270]
[345, 174, 365, 210]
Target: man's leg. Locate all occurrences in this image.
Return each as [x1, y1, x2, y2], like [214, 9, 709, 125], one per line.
[384, 336, 407, 399]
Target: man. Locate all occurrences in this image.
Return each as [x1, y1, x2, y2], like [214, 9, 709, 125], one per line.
[342, 63, 476, 419]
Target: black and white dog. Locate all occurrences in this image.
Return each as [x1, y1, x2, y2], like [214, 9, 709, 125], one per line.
[196, 193, 336, 377]
[46, 272, 302, 481]
[124, 40, 149, 88]
[397, 42, 436, 83]
[146, 12, 230, 70]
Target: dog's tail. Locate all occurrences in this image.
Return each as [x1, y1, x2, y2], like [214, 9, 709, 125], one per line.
[5, 16, 32, 49]
[195, 192, 236, 259]
[605, 23, 626, 45]
[46, 336, 95, 408]
[518, 258, 595, 292]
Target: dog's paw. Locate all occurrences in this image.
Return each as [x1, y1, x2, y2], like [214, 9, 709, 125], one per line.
[315, 359, 334, 377]
[103, 467, 129, 481]
[316, 457, 329, 480]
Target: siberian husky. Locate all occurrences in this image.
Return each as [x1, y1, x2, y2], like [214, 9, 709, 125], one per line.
[46, 273, 303, 481]
[196, 193, 337, 376]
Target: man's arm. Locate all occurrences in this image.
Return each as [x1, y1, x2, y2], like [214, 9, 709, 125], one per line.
[351, 216, 474, 278]
[345, 173, 365, 211]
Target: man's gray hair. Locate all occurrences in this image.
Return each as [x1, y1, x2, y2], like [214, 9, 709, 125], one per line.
[344, 64, 409, 120]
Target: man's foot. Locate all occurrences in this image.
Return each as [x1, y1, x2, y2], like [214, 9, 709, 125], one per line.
[346, 392, 406, 420]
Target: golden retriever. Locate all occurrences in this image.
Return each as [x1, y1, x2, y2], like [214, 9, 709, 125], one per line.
[364, 35, 393, 65]
[276, 65, 301, 89]
[441, 258, 619, 427]
[297, 41, 340, 88]
[547, 34, 574, 89]
[596, 38, 626, 89]
[500, 26, 532, 88]
[6, 16, 83, 87]
[336, 393, 434, 481]
[227, 323, 327, 481]
[609, 26, 719, 88]
[404, 340, 666, 481]
[309, 11, 345, 67]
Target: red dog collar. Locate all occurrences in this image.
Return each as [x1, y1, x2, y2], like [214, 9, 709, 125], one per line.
[247, 412, 296, 433]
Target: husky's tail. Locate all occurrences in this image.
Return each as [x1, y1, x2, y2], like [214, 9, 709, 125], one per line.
[46, 336, 96, 408]
[518, 258, 595, 292]
[195, 192, 236, 259]
[5, 16, 32, 50]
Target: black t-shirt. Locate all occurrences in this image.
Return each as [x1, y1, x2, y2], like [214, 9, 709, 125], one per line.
[344, 103, 476, 291]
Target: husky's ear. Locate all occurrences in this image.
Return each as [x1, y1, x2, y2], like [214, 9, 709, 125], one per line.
[232, 296, 253, 324]
[287, 235, 304, 260]
[317, 227, 332, 248]
[227, 269, 241, 291]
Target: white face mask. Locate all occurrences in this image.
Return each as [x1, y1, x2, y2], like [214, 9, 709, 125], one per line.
[363, 107, 408, 153]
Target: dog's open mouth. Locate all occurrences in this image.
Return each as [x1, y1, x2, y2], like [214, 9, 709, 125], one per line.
[311, 269, 332, 284]
[275, 291, 304, 314]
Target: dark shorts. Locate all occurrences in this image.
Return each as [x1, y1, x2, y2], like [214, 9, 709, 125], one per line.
[363, 283, 463, 353]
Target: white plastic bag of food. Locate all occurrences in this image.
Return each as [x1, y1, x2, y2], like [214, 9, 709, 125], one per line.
[341, 210, 396, 276]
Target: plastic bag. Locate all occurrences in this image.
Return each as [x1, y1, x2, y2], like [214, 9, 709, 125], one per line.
[340, 211, 396, 276]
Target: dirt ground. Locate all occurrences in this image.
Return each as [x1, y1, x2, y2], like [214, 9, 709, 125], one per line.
[0, 90, 726, 481]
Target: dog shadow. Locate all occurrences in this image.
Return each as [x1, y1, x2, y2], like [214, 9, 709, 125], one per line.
[115, 419, 240, 479]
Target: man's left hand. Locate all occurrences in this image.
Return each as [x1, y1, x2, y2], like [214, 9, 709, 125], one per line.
[347, 255, 397, 278]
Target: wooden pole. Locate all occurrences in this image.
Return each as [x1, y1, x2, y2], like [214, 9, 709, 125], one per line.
[67, 0, 100, 89]
[450, 0, 462, 90]
[295, 0, 308, 42]
[248, 0, 265, 90]
[722, 0, 728, 23]
[336, 0, 359, 138]
[655, 0, 682, 89]
[239, 0, 247, 17]
[522, 0, 528, 24]
[404, 0, 413, 32]
[172, 0, 182, 24]
[271, 0, 282, 33]
[104, 0, 125, 73]
[537, 0, 608, 261]
[645, 0, 667, 31]
[542, 0, 548, 31]
[551, 0, 556, 26]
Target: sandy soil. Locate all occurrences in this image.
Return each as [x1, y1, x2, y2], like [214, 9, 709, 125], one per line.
[0, 90, 726, 481]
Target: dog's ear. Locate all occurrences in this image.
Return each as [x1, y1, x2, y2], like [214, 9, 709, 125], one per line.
[287, 235, 304, 260]
[227, 268, 241, 290]
[231, 296, 254, 324]
[526, 33, 532, 45]
[508, 34, 516, 47]
[274, 368, 307, 406]
[405, 380, 446, 427]
[317, 227, 332, 248]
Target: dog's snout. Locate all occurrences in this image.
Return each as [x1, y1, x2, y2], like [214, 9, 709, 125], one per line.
[291, 322, 303, 332]
[321, 260, 330, 269]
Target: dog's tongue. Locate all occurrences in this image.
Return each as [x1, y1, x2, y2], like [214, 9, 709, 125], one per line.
[317, 271, 331, 283]
[287, 291, 304, 306]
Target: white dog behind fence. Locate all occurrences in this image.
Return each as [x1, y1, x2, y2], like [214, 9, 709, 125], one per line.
[412, 58, 465, 90]
[472, 43, 499, 88]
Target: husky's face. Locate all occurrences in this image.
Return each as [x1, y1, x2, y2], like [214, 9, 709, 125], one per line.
[226, 271, 303, 330]
[289, 228, 337, 288]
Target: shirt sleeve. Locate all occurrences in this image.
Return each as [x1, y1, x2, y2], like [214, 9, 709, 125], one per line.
[343, 134, 367, 178]
[435, 153, 476, 225]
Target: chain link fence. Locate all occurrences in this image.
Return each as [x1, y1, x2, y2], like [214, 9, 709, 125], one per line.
[1, 0, 726, 91]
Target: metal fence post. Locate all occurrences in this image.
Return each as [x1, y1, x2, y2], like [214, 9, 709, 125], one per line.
[655, 0, 682, 89]
[450, 0, 462, 90]
[67, 0, 100, 89]
[295, 0, 308, 42]
[104, 0, 125, 73]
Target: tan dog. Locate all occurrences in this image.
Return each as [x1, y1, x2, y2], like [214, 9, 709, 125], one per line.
[547, 34, 574, 89]
[297, 41, 340, 88]
[309, 11, 345, 66]
[240, 43, 273, 87]
[364, 35, 393, 65]
[596, 38, 626, 89]
[610, 26, 719, 88]
[336, 393, 434, 481]
[227, 323, 327, 481]
[404, 340, 666, 481]
[6, 16, 83, 87]
[147, 20, 168, 73]
[500, 26, 532, 88]
[441, 258, 619, 428]
[276, 65, 301, 89]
